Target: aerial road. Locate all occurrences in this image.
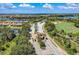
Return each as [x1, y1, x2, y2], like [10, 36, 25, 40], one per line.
[29, 22, 67, 55]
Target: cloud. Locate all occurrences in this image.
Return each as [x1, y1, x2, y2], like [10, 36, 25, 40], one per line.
[58, 3, 79, 10]
[66, 3, 77, 7]
[19, 3, 35, 8]
[43, 3, 53, 9]
[12, 5, 16, 8]
[0, 3, 16, 9]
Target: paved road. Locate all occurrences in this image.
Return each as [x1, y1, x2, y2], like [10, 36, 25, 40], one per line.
[30, 23, 54, 55]
[44, 37, 64, 55]
[42, 22, 67, 55]
[30, 22, 67, 55]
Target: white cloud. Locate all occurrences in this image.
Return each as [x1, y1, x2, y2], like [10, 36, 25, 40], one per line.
[66, 3, 77, 6]
[43, 3, 53, 9]
[58, 6, 68, 9]
[31, 6, 35, 8]
[58, 3, 79, 10]
[0, 3, 16, 9]
[12, 5, 16, 8]
[19, 3, 35, 8]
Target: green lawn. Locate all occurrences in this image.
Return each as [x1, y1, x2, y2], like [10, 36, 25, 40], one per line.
[55, 22, 79, 34]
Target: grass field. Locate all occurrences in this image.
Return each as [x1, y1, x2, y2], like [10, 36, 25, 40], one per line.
[55, 22, 79, 34]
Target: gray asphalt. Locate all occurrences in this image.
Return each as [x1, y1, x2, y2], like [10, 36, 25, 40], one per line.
[29, 22, 66, 55]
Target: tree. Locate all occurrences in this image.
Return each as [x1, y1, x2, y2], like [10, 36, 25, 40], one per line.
[68, 48, 77, 55]
[10, 35, 35, 55]
[21, 22, 31, 37]
[7, 30, 16, 41]
[74, 22, 79, 28]
[45, 22, 55, 32]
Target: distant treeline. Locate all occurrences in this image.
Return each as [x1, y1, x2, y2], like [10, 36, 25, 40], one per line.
[0, 13, 79, 19]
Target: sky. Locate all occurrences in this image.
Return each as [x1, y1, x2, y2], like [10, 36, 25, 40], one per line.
[0, 3, 79, 14]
